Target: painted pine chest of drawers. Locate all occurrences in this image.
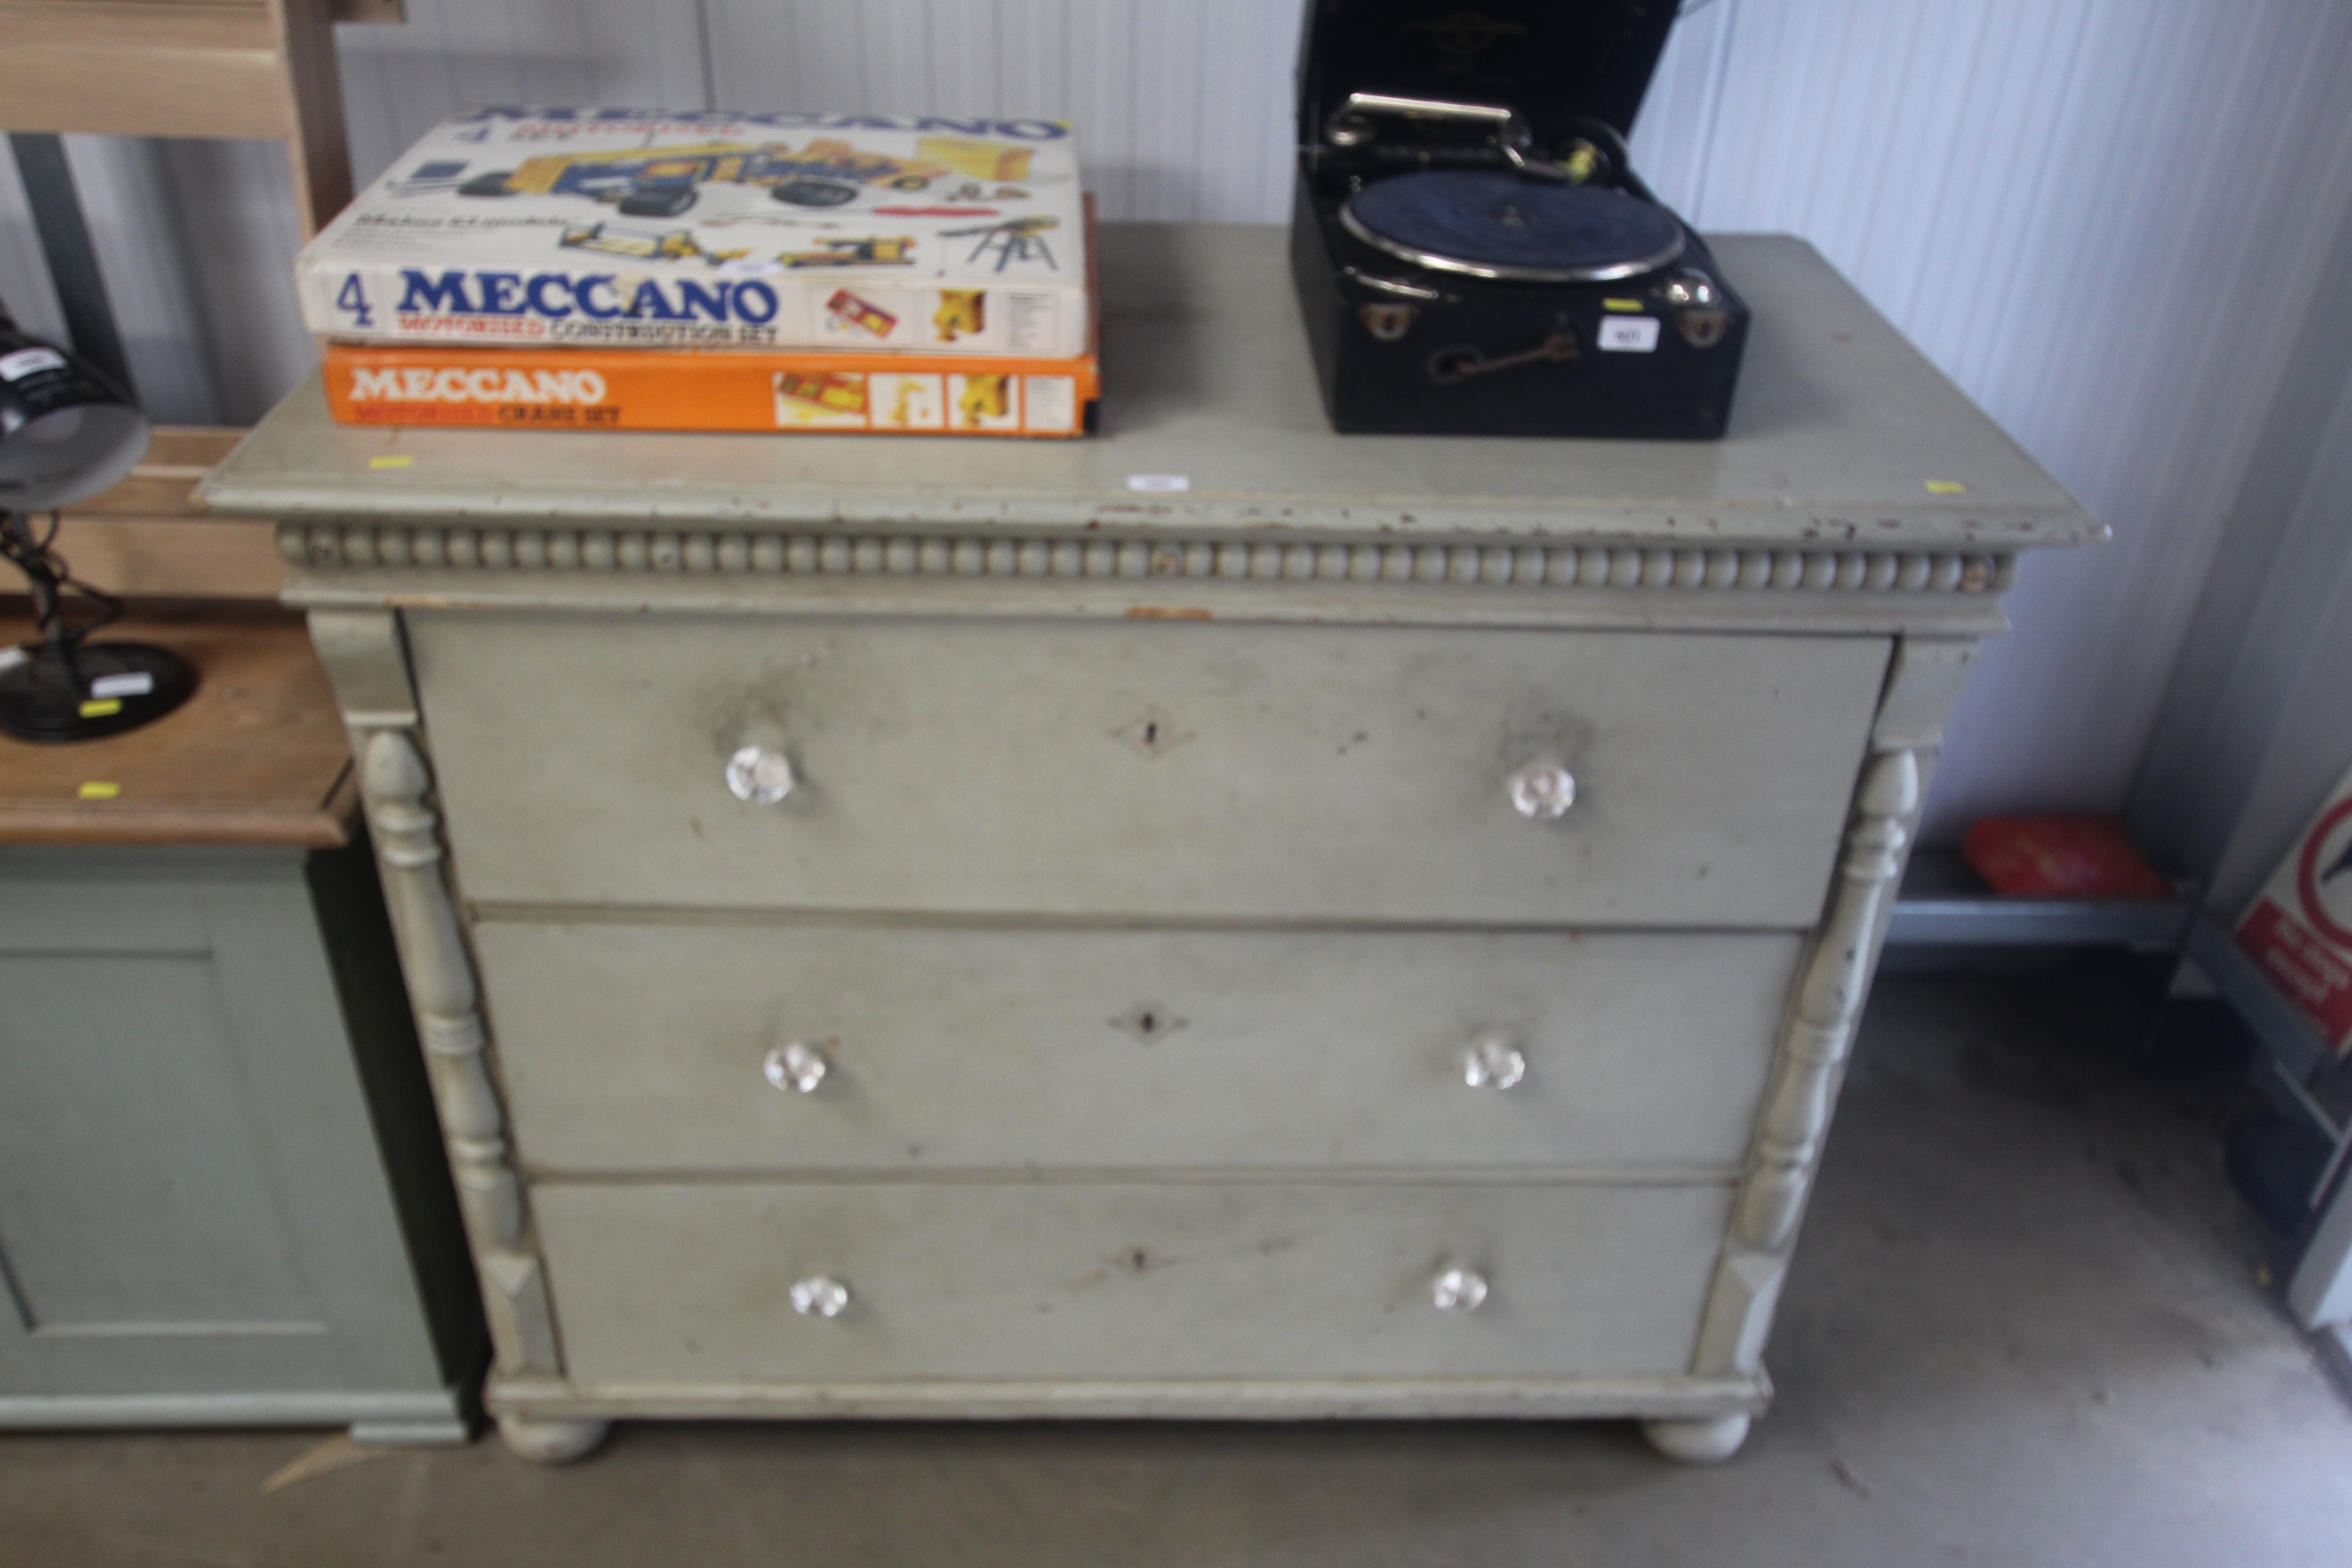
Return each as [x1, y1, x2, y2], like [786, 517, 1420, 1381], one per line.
[205, 225, 2097, 1463]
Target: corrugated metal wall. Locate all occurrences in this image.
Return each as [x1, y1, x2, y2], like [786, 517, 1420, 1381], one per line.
[2128, 193, 2352, 908]
[1636, 0, 2352, 843]
[330, 0, 1305, 227]
[6, 0, 2352, 843]
[0, 136, 315, 441]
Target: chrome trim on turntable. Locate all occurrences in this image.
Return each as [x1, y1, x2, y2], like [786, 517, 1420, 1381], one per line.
[1341, 265, 1445, 300]
[1338, 198, 1686, 284]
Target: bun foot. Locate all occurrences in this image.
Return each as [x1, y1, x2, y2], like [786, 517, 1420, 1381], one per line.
[496, 1413, 609, 1464]
[1641, 1413, 1750, 1464]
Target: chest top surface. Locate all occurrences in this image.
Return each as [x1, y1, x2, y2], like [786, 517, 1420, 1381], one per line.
[206, 226, 2097, 554]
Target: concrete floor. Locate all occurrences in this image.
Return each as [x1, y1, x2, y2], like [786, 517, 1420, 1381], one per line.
[5, 965, 2351, 1567]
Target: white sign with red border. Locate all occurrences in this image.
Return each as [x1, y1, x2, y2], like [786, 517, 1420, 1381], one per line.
[2236, 761, 2352, 1055]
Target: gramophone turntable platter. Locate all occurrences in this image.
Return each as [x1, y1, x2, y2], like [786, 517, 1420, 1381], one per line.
[1338, 170, 1686, 284]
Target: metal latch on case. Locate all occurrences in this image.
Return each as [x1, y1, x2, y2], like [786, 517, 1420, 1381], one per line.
[1666, 271, 1732, 348]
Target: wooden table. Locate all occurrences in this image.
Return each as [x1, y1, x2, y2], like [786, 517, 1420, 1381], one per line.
[0, 609, 351, 846]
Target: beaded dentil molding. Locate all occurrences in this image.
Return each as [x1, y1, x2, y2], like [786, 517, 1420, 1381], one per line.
[282, 523, 2015, 595]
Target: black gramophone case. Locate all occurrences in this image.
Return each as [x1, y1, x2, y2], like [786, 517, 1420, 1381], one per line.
[1289, 0, 1749, 438]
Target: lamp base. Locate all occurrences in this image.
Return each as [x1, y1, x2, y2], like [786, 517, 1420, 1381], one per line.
[0, 640, 196, 743]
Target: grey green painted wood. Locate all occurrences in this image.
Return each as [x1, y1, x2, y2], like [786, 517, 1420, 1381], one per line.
[408, 614, 1889, 927]
[0, 846, 477, 1441]
[479, 921, 1799, 1176]
[203, 232, 2097, 551]
[532, 1180, 1735, 1386]
[219, 225, 2098, 1462]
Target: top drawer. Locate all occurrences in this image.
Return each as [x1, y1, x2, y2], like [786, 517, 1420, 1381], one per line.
[407, 613, 1887, 926]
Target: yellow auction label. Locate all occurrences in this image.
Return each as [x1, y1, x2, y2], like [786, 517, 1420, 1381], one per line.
[369, 454, 414, 469]
[78, 698, 122, 718]
[77, 781, 121, 800]
[1603, 298, 1644, 312]
[1925, 480, 1969, 495]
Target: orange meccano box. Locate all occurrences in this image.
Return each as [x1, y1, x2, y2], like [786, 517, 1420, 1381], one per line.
[319, 338, 1098, 437]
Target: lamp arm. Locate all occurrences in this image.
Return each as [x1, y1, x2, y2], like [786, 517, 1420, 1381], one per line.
[1, 510, 119, 661]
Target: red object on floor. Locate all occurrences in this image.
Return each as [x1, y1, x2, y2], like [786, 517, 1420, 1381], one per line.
[1960, 816, 2173, 898]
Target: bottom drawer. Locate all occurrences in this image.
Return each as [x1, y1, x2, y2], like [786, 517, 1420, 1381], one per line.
[534, 1180, 1732, 1385]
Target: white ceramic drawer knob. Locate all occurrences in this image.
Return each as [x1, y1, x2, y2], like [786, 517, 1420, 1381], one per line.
[1461, 1033, 1527, 1091]
[1508, 760, 1576, 819]
[763, 1041, 829, 1094]
[726, 744, 796, 805]
[789, 1274, 851, 1318]
[1432, 1266, 1489, 1313]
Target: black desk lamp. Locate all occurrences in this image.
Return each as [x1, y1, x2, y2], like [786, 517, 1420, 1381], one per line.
[0, 306, 195, 743]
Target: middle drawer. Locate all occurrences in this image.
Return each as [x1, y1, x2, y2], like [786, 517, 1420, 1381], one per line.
[478, 920, 1797, 1175]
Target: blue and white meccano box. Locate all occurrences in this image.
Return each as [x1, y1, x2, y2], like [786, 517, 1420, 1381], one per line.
[296, 108, 1088, 357]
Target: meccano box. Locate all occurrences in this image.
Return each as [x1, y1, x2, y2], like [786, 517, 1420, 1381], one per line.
[320, 341, 1098, 436]
[296, 108, 1087, 356]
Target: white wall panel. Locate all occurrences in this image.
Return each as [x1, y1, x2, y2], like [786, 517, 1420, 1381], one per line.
[14, 0, 2352, 848]
[56, 136, 221, 426]
[150, 138, 316, 427]
[1059, 2, 1145, 218]
[0, 136, 313, 427]
[2194, 375, 2352, 915]
[2128, 196, 2352, 899]
[0, 147, 69, 348]
[333, 0, 711, 188]
[1636, 0, 2352, 842]
[703, 0, 1295, 224]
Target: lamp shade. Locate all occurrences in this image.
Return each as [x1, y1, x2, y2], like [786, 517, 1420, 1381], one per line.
[0, 322, 147, 513]
[0, 315, 185, 744]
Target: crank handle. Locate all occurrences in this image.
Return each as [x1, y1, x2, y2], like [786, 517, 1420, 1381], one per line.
[1428, 333, 1580, 387]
